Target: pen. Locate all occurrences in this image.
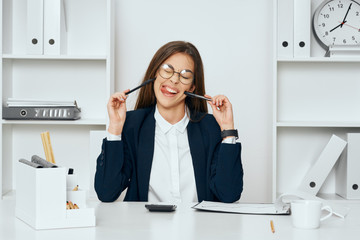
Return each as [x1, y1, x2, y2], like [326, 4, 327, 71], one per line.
[184, 91, 212, 101]
[126, 78, 156, 95]
[270, 220, 275, 233]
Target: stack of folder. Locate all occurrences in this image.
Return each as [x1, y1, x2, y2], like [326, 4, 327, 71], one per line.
[27, 0, 67, 55]
[297, 134, 360, 200]
[277, 0, 311, 58]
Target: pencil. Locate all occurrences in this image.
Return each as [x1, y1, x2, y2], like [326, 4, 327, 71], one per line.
[46, 131, 55, 164]
[40, 132, 51, 162]
[270, 220, 275, 233]
[68, 201, 75, 210]
[40, 131, 56, 164]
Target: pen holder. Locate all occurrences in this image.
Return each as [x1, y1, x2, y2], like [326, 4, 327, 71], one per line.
[67, 190, 86, 208]
[66, 173, 78, 191]
[15, 162, 95, 230]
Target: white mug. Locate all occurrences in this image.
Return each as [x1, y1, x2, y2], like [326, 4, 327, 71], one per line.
[291, 200, 333, 229]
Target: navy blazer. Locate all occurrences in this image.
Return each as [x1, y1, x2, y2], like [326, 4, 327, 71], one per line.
[95, 107, 243, 203]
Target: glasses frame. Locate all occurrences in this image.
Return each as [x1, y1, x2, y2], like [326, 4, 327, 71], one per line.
[158, 63, 194, 85]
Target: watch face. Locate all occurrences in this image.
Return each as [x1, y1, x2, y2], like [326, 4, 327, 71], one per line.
[313, 0, 360, 49]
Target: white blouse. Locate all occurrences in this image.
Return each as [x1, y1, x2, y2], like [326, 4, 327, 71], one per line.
[148, 106, 197, 203]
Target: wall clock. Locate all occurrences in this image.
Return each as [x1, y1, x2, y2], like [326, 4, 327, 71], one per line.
[313, 0, 360, 50]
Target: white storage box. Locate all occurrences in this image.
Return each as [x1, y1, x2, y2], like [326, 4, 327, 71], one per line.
[15, 162, 95, 229]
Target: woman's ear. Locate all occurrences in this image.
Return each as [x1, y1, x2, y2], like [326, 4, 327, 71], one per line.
[189, 85, 195, 93]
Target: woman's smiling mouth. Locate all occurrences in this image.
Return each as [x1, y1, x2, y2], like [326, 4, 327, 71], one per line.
[160, 85, 179, 97]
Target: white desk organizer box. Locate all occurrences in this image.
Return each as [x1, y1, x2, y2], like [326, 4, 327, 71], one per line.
[15, 162, 95, 230]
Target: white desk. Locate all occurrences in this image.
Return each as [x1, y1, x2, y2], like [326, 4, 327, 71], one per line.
[1, 193, 360, 240]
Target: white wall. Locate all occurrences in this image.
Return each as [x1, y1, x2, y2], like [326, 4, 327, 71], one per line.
[114, 0, 274, 202]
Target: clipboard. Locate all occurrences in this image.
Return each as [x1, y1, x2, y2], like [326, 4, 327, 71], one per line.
[192, 201, 290, 215]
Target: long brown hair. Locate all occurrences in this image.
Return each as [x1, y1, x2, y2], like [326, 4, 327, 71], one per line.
[134, 41, 208, 120]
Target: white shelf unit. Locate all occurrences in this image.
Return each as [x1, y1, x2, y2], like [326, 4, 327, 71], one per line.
[2, 54, 107, 60]
[273, 0, 360, 201]
[1, 0, 114, 197]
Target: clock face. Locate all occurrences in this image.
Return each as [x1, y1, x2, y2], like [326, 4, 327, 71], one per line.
[313, 0, 360, 49]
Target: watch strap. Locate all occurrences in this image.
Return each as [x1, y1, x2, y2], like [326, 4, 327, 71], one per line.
[221, 129, 238, 140]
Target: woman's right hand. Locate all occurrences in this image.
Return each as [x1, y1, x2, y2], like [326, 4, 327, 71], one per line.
[107, 89, 130, 135]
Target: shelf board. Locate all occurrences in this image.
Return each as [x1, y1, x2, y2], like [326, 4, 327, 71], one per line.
[317, 193, 360, 203]
[1, 189, 14, 199]
[2, 54, 107, 60]
[277, 57, 360, 63]
[1, 118, 106, 126]
[277, 121, 360, 128]
[276, 192, 360, 203]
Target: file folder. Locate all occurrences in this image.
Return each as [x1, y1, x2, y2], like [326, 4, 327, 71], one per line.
[193, 201, 290, 215]
[27, 0, 44, 54]
[336, 133, 360, 199]
[43, 0, 67, 55]
[298, 134, 347, 195]
[293, 0, 311, 57]
[277, 0, 294, 58]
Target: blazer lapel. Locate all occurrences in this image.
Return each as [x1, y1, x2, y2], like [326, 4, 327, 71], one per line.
[187, 121, 207, 201]
[137, 108, 156, 201]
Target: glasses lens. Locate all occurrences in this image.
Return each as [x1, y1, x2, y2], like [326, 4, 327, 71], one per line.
[180, 70, 194, 85]
[159, 64, 174, 79]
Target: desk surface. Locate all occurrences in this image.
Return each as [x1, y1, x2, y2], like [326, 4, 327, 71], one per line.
[1, 193, 360, 240]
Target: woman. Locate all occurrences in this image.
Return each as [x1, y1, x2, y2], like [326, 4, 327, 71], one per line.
[95, 41, 243, 203]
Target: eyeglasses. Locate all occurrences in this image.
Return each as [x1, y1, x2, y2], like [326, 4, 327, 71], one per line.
[158, 63, 194, 85]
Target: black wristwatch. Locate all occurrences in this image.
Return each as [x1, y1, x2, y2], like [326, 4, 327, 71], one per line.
[221, 129, 238, 140]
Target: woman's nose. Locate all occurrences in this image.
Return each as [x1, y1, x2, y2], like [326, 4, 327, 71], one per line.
[170, 72, 180, 84]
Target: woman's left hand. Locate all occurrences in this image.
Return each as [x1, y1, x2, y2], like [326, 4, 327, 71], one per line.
[205, 94, 234, 131]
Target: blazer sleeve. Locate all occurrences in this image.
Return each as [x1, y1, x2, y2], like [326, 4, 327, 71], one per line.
[94, 138, 132, 202]
[197, 115, 243, 203]
[209, 142, 243, 203]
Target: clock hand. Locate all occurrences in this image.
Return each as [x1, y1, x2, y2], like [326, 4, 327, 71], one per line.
[330, 22, 346, 32]
[341, 21, 360, 31]
[330, 3, 352, 32]
[341, 3, 352, 28]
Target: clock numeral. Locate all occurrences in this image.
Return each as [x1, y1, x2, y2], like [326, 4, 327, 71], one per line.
[314, 0, 360, 50]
